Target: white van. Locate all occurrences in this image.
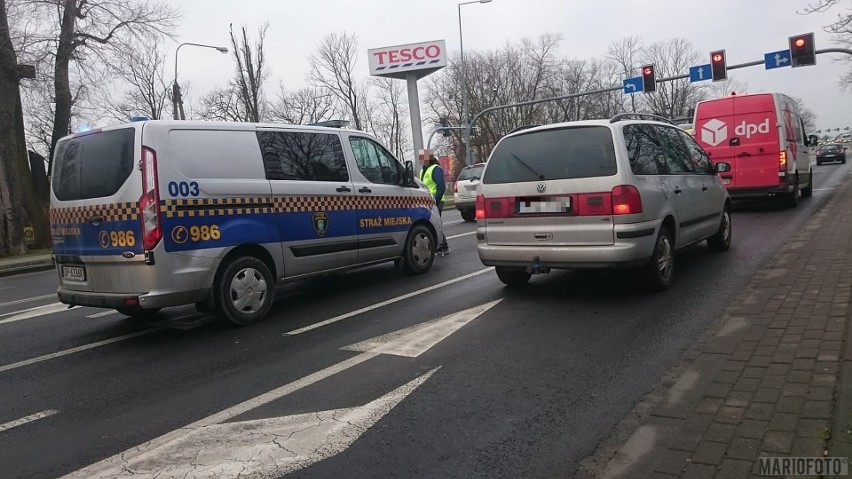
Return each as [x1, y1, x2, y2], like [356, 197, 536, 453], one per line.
[49, 120, 443, 325]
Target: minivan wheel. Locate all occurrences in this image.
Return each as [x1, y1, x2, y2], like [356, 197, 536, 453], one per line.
[402, 224, 435, 274]
[802, 170, 813, 198]
[707, 207, 732, 252]
[495, 267, 532, 287]
[460, 208, 476, 222]
[641, 227, 674, 292]
[215, 256, 274, 326]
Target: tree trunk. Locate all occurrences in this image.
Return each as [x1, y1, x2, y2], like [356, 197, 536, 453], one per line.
[49, 0, 77, 169]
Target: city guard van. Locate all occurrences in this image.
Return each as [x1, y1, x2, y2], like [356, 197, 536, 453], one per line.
[693, 93, 818, 207]
[49, 121, 443, 325]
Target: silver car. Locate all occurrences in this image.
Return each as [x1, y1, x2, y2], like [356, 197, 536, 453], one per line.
[476, 114, 732, 290]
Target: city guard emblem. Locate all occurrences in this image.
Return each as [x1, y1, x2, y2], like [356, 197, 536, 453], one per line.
[313, 211, 329, 237]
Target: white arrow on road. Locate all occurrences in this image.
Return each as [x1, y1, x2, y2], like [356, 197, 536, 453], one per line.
[65, 299, 501, 478]
[775, 53, 789, 66]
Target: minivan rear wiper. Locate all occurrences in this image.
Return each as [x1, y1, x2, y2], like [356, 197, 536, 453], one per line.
[508, 151, 545, 181]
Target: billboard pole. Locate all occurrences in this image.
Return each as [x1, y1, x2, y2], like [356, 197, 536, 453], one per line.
[406, 73, 424, 156]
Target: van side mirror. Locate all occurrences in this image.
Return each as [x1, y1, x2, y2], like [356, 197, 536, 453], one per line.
[715, 162, 731, 173]
[807, 135, 819, 147]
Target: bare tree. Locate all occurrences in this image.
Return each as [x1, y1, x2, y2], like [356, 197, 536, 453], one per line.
[268, 85, 338, 125]
[309, 31, 364, 129]
[101, 42, 170, 121]
[370, 76, 408, 160]
[606, 35, 643, 112]
[800, 0, 852, 87]
[229, 23, 268, 123]
[198, 84, 244, 122]
[791, 96, 818, 132]
[640, 38, 707, 119]
[707, 78, 749, 98]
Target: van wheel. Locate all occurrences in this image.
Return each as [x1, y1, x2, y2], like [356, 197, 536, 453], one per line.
[402, 224, 435, 274]
[460, 208, 476, 222]
[784, 174, 801, 208]
[707, 206, 732, 252]
[640, 227, 674, 292]
[214, 256, 274, 326]
[116, 306, 161, 319]
[802, 170, 813, 198]
[495, 267, 531, 287]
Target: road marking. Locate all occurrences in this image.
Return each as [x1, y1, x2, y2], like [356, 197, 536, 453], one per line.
[0, 285, 15, 291]
[0, 294, 55, 308]
[86, 310, 116, 319]
[0, 303, 70, 325]
[447, 231, 475, 240]
[814, 188, 837, 191]
[444, 219, 465, 226]
[68, 301, 499, 478]
[285, 267, 495, 335]
[0, 409, 59, 433]
[0, 330, 157, 373]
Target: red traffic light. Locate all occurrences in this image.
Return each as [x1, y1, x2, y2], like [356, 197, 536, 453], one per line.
[712, 53, 723, 62]
[643, 67, 652, 75]
[710, 49, 727, 81]
[789, 32, 816, 67]
[794, 37, 806, 48]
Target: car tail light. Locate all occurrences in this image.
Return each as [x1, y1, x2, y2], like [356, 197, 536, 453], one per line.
[611, 185, 642, 215]
[576, 193, 613, 216]
[140, 146, 162, 250]
[454, 182, 459, 194]
[475, 194, 485, 219]
[479, 196, 512, 219]
[779, 151, 787, 172]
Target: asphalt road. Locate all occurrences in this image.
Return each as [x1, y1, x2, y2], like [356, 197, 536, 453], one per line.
[0, 162, 848, 479]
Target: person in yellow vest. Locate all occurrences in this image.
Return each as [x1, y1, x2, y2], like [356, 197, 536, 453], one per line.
[421, 155, 450, 255]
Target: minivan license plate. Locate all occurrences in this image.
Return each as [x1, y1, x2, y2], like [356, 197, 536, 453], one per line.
[61, 265, 86, 282]
[517, 197, 572, 214]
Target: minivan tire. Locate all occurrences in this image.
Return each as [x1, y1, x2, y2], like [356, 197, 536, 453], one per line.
[402, 224, 435, 274]
[641, 226, 674, 292]
[214, 256, 274, 326]
[707, 206, 732, 252]
[460, 208, 476, 222]
[802, 170, 813, 198]
[496, 267, 531, 287]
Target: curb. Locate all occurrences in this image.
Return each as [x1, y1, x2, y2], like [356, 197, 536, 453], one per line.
[0, 260, 55, 278]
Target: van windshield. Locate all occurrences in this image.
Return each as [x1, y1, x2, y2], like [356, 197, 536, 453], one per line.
[483, 126, 617, 184]
[52, 128, 135, 201]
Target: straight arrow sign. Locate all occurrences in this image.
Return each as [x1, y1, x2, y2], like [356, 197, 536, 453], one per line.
[64, 300, 502, 479]
[689, 64, 711, 83]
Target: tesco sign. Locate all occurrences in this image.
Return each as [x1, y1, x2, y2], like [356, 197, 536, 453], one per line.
[368, 40, 447, 77]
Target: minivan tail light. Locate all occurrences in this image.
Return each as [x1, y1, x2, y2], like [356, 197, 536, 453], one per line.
[577, 193, 613, 216]
[140, 146, 162, 250]
[482, 196, 512, 219]
[475, 194, 485, 220]
[779, 151, 787, 172]
[611, 185, 643, 215]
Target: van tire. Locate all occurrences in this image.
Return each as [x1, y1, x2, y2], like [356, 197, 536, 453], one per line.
[640, 226, 674, 292]
[402, 224, 435, 274]
[214, 256, 274, 326]
[707, 206, 732, 252]
[495, 267, 531, 287]
[116, 306, 161, 319]
[802, 170, 813, 198]
[784, 174, 801, 208]
[460, 208, 476, 222]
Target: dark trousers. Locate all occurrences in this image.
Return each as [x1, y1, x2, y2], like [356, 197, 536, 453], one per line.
[437, 201, 448, 249]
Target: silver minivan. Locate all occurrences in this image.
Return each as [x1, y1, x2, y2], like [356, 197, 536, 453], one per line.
[50, 120, 443, 325]
[476, 115, 732, 290]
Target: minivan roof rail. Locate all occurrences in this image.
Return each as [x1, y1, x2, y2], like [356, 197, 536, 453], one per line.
[508, 124, 540, 134]
[308, 119, 350, 128]
[609, 113, 676, 125]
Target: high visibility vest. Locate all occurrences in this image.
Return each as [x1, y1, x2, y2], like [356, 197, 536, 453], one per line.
[420, 164, 441, 201]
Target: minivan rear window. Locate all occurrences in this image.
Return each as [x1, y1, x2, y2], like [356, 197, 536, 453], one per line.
[483, 126, 617, 184]
[52, 129, 135, 201]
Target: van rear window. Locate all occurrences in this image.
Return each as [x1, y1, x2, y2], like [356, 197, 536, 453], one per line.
[52, 129, 135, 201]
[483, 126, 617, 184]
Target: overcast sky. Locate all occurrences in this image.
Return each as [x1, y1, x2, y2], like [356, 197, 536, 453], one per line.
[171, 0, 852, 132]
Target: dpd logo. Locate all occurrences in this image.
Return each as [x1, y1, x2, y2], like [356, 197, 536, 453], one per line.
[701, 118, 728, 147]
[734, 118, 770, 139]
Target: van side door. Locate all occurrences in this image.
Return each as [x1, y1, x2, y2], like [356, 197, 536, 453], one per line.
[256, 129, 358, 277]
[655, 125, 706, 247]
[677, 128, 726, 238]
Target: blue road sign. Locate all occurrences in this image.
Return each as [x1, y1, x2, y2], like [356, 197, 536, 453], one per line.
[689, 64, 712, 83]
[765, 50, 792, 70]
[623, 76, 643, 95]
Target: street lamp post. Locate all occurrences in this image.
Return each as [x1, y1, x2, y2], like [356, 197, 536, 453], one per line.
[173, 42, 229, 120]
[458, 0, 492, 166]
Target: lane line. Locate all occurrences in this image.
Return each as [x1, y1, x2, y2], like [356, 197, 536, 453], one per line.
[86, 310, 116, 319]
[447, 231, 475, 240]
[0, 294, 55, 308]
[0, 303, 70, 325]
[443, 220, 465, 227]
[285, 268, 495, 335]
[0, 409, 59, 433]
[0, 330, 158, 373]
[814, 188, 837, 191]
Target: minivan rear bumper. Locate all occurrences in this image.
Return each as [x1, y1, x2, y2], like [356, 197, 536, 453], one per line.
[477, 222, 658, 270]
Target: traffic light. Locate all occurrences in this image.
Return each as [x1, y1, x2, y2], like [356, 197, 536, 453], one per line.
[710, 50, 727, 81]
[789, 33, 816, 67]
[641, 64, 656, 93]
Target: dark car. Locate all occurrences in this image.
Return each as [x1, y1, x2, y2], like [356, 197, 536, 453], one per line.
[817, 143, 846, 165]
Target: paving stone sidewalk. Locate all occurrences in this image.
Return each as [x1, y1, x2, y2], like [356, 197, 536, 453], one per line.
[585, 179, 852, 478]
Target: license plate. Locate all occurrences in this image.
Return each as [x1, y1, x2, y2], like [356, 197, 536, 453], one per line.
[722, 178, 732, 185]
[517, 197, 572, 214]
[61, 265, 86, 282]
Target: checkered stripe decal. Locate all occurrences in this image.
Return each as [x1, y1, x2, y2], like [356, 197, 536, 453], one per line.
[50, 202, 138, 225]
[160, 195, 434, 219]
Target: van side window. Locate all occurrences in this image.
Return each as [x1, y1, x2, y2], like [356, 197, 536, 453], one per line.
[349, 137, 401, 185]
[623, 124, 669, 175]
[257, 131, 348, 182]
[676, 129, 714, 174]
[657, 126, 695, 173]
